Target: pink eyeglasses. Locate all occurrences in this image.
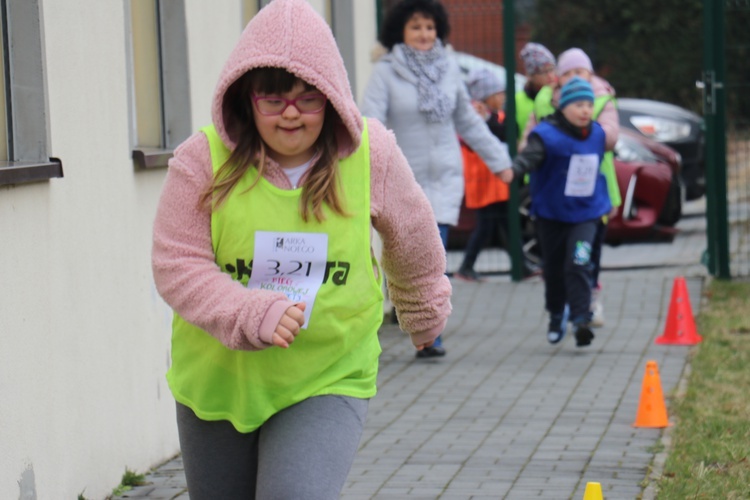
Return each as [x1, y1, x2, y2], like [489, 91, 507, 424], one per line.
[251, 93, 327, 116]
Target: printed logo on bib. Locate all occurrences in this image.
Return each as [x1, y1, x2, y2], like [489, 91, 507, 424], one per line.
[564, 153, 599, 197]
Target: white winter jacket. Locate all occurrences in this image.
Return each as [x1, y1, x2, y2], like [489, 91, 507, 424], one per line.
[361, 44, 511, 226]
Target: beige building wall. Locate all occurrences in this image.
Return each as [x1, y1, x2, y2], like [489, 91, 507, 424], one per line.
[351, 0, 378, 102]
[0, 1, 379, 499]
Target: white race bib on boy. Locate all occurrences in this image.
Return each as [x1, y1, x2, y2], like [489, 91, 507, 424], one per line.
[564, 153, 599, 197]
[247, 231, 328, 328]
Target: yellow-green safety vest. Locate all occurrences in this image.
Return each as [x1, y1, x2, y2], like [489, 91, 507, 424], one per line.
[515, 91, 536, 144]
[167, 120, 384, 432]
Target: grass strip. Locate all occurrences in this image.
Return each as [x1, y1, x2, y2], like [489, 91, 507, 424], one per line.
[656, 279, 750, 498]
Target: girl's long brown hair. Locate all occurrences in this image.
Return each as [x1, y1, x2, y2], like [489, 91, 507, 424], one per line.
[199, 68, 347, 222]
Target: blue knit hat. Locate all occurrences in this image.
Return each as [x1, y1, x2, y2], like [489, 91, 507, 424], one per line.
[559, 76, 594, 109]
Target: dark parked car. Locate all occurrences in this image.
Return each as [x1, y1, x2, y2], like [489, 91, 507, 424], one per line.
[616, 98, 705, 200]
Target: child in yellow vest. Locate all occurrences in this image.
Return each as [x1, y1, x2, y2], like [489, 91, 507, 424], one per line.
[151, 1, 451, 497]
[516, 42, 557, 139]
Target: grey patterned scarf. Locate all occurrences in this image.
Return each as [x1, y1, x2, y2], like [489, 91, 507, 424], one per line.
[400, 40, 451, 123]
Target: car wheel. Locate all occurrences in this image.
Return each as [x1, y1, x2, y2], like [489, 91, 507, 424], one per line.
[657, 174, 683, 227]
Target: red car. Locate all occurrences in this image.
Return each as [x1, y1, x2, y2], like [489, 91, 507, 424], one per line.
[606, 128, 682, 243]
[448, 128, 683, 259]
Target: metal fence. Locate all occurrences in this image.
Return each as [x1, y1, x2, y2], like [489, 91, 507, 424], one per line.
[724, 0, 750, 278]
[702, 0, 750, 279]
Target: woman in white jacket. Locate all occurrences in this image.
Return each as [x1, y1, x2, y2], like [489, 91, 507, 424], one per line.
[361, 0, 512, 358]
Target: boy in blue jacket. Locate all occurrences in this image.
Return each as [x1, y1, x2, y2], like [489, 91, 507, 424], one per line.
[511, 77, 611, 347]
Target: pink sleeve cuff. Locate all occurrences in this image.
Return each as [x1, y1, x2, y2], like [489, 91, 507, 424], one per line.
[409, 317, 448, 348]
[258, 300, 296, 345]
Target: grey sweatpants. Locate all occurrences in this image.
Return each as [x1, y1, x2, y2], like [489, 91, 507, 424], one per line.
[176, 395, 369, 500]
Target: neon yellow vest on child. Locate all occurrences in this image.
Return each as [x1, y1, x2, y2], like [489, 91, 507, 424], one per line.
[515, 91, 536, 144]
[534, 86, 622, 208]
[167, 121, 383, 433]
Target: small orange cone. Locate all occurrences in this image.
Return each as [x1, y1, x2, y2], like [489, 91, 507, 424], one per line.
[582, 482, 603, 500]
[633, 360, 670, 428]
[655, 276, 702, 345]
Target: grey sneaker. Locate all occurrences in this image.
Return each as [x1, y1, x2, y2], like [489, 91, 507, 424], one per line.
[590, 285, 604, 327]
[590, 301, 605, 327]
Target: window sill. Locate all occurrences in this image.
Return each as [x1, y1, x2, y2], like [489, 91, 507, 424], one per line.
[0, 158, 64, 186]
[133, 148, 174, 170]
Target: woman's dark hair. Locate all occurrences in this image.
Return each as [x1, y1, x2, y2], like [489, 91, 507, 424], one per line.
[200, 67, 347, 222]
[379, 0, 450, 50]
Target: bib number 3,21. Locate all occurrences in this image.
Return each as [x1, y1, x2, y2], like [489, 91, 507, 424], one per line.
[247, 231, 329, 328]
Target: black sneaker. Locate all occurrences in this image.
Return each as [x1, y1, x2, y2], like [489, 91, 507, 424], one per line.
[574, 324, 595, 347]
[415, 345, 446, 358]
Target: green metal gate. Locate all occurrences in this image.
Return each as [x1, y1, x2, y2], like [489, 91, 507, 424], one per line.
[704, 0, 750, 279]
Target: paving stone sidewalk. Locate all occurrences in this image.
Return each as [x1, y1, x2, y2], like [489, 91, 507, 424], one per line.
[116, 204, 708, 500]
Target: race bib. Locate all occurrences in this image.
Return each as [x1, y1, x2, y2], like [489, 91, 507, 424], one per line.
[564, 154, 599, 197]
[247, 232, 328, 328]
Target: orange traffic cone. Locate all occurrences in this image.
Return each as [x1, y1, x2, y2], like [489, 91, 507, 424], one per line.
[633, 360, 670, 428]
[582, 482, 603, 500]
[655, 276, 702, 345]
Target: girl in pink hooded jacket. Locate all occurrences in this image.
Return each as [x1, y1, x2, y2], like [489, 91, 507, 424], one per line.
[151, 1, 451, 497]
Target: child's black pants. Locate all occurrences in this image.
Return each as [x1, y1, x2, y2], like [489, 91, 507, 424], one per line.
[536, 217, 599, 324]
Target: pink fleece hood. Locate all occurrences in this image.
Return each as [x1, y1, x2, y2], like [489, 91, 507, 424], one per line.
[210, 0, 363, 156]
